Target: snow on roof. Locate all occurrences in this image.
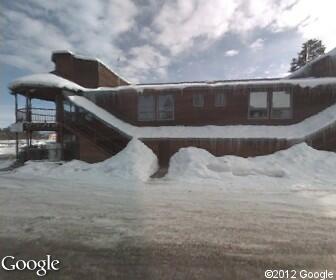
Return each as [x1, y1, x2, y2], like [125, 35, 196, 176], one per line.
[328, 47, 336, 56]
[9, 72, 336, 96]
[67, 95, 336, 141]
[9, 73, 84, 92]
[93, 77, 336, 93]
[52, 50, 132, 84]
[288, 47, 336, 79]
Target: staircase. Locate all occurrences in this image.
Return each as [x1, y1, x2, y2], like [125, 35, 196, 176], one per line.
[62, 105, 129, 162]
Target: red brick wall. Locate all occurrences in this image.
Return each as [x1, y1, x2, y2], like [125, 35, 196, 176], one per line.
[52, 52, 129, 88]
[98, 64, 129, 87]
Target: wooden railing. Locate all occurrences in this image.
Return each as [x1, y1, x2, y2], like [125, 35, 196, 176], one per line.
[17, 108, 56, 123]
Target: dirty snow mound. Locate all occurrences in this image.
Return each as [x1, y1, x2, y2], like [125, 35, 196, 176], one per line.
[16, 139, 158, 182]
[167, 143, 336, 185]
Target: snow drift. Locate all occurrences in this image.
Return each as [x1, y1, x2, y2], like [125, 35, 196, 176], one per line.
[166, 144, 336, 186]
[93, 138, 158, 181]
[16, 139, 158, 182]
[0, 160, 15, 170]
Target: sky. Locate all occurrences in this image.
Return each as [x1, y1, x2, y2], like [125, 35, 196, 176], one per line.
[1, 0, 336, 128]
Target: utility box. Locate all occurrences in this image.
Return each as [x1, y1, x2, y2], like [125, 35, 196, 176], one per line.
[47, 143, 62, 161]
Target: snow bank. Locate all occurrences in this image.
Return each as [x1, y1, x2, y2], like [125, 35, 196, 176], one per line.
[16, 139, 158, 182]
[0, 160, 15, 170]
[93, 138, 158, 181]
[9, 73, 84, 92]
[166, 144, 336, 185]
[167, 147, 286, 182]
[68, 95, 336, 140]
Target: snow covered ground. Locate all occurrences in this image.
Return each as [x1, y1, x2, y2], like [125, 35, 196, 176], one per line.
[14, 139, 158, 182]
[0, 140, 16, 157]
[0, 140, 336, 278]
[0, 139, 50, 158]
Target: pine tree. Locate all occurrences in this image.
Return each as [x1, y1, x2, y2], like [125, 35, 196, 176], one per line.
[289, 39, 326, 72]
[289, 58, 300, 72]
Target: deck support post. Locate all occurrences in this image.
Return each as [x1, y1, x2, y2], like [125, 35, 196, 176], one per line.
[14, 93, 19, 160]
[25, 92, 32, 160]
[56, 94, 64, 160]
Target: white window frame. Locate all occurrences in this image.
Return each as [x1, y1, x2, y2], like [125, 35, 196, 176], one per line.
[157, 94, 174, 121]
[271, 91, 292, 119]
[248, 91, 269, 120]
[138, 95, 155, 121]
[214, 93, 226, 107]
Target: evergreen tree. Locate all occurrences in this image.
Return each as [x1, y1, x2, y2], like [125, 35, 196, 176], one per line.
[289, 39, 326, 72]
[289, 58, 300, 72]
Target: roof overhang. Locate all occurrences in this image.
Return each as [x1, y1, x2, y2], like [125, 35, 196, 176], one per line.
[9, 73, 83, 101]
[10, 87, 63, 101]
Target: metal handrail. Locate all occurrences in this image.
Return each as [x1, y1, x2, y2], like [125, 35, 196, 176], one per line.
[17, 107, 56, 123]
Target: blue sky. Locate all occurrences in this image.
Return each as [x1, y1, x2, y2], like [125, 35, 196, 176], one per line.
[1, 0, 336, 127]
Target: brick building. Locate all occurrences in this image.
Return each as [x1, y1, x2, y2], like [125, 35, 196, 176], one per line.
[9, 49, 336, 166]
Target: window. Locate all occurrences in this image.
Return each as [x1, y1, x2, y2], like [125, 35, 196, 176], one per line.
[138, 95, 155, 121]
[271, 91, 292, 119]
[158, 95, 174, 120]
[248, 91, 268, 119]
[138, 95, 175, 121]
[193, 94, 204, 107]
[215, 93, 226, 107]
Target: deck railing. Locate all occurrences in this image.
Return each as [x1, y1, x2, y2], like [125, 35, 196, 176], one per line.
[17, 108, 56, 123]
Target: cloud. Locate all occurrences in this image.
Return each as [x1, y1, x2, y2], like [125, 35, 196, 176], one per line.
[1, 0, 336, 86]
[272, 0, 336, 50]
[121, 45, 170, 83]
[152, 0, 239, 55]
[250, 38, 265, 52]
[150, 0, 336, 56]
[0, 0, 138, 76]
[149, 0, 283, 55]
[225, 49, 239, 57]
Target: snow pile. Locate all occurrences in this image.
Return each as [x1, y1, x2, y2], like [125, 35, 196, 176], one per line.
[166, 144, 336, 186]
[0, 160, 15, 170]
[9, 73, 84, 92]
[167, 147, 286, 182]
[16, 139, 158, 182]
[68, 95, 336, 140]
[93, 138, 158, 181]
